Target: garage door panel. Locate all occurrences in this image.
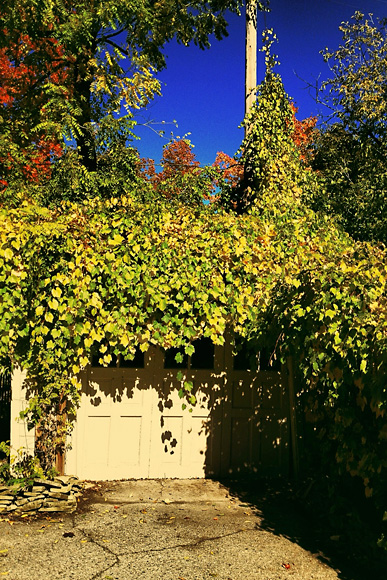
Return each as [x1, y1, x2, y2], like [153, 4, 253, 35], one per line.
[159, 416, 183, 462]
[232, 379, 254, 409]
[110, 416, 143, 468]
[257, 374, 286, 409]
[259, 414, 289, 474]
[230, 417, 251, 468]
[121, 376, 147, 405]
[220, 362, 289, 477]
[162, 376, 220, 408]
[193, 381, 216, 410]
[149, 415, 184, 478]
[83, 416, 111, 474]
[190, 415, 210, 465]
[118, 386, 146, 412]
[84, 379, 114, 409]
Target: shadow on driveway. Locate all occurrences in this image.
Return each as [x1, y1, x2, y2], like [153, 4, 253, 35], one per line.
[221, 477, 386, 580]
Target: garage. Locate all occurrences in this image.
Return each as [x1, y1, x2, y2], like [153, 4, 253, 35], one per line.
[64, 339, 290, 480]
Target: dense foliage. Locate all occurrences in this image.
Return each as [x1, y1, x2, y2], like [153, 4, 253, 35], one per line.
[311, 12, 387, 245]
[0, 0, 251, 204]
[223, 34, 319, 213]
[0, 2, 387, 564]
[1, 58, 386, 504]
[0, 33, 64, 191]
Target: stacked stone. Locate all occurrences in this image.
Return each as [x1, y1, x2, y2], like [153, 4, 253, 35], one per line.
[0, 476, 82, 515]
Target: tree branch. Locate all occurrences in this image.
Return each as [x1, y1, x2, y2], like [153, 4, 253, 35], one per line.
[98, 28, 126, 41]
[104, 38, 130, 56]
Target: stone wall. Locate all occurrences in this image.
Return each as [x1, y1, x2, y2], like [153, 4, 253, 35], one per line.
[0, 475, 82, 515]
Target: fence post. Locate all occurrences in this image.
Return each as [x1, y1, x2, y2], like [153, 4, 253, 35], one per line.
[287, 356, 299, 479]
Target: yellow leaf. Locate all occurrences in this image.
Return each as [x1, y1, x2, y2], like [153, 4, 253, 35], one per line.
[108, 234, 124, 246]
[35, 305, 44, 317]
[45, 312, 54, 323]
[52, 287, 62, 298]
[120, 335, 129, 347]
[48, 298, 59, 310]
[80, 356, 89, 368]
[3, 248, 13, 260]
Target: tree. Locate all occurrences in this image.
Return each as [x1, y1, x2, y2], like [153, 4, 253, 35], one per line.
[289, 103, 317, 166]
[0, 33, 64, 196]
[0, 0, 245, 202]
[138, 140, 245, 206]
[153, 138, 215, 205]
[311, 12, 387, 244]
[224, 30, 319, 214]
[213, 151, 244, 188]
[320, 11, 387, 153]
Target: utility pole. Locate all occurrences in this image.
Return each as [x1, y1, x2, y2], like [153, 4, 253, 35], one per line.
[245, 0, 257, 136]
[232, 0, 259, 213]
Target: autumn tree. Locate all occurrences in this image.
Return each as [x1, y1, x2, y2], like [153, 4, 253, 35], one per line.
[150, 139, 202, 205]
[290, 104, 317, 166]
[0, 32, 65, 197]
[311, 12, 387, 244]
[138, 140, 245, 206]
[0, 0, 245, 203]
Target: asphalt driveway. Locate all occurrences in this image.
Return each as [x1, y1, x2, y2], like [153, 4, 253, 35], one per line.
[0, 479, 359, 580]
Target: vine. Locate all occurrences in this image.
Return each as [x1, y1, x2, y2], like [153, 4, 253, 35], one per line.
[0, 50, 387, 555]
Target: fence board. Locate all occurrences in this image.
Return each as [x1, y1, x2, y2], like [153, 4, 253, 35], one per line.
[0, 368, 11, 443]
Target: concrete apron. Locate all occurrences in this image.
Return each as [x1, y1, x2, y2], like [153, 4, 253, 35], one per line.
[0, 479, 340, 580]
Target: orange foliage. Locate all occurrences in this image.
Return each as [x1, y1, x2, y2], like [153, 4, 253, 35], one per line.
[213, 151, 244, 187]
[138, 141, 244, 203]
[0, 31, 66, 187]
[290, 103, 317, 164]
[137, 156, 156, 181]
[139, 140, 201, 194]
[156, 139, 200, 183]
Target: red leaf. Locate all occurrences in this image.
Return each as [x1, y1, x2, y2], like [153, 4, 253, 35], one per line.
[282, 562, 291, 570]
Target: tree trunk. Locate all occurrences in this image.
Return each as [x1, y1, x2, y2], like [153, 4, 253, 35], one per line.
[73, 60, 97, 172]
[72, 21, 99, 173]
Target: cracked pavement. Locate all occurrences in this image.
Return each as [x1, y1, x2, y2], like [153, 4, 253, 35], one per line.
[0, 479, 344, 580]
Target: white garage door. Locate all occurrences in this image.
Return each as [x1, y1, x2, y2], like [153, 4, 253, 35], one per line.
[65, 340, 289, 480]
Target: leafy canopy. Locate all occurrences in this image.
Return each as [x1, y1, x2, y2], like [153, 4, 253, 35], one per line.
[311, 12, 387, 244]
[0, 0, 246, 202]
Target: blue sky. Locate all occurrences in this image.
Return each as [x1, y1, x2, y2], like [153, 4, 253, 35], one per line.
[133, 0, 387, 167]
